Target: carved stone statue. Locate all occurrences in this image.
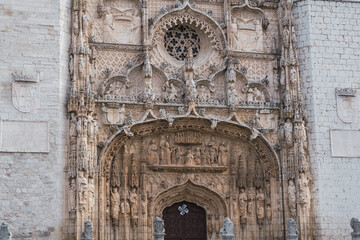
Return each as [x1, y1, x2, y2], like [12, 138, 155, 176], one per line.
[183, 148, 194, 165]
[129, 155, 139, 189]
[88, 178, 95, 211]
[81, 220, 94, 240]
[220, 218, 234, 240]
[0, 222, 11, 240]
[147, 140, 159, 165]
[266, 204, 272, 221]
[175, 146, 185, 165]
[159, 136, 171, 165]
[218, 142, 228, 166]
[239, 188, 247, 224]
[298, 172, 310, 208]
[286, 218, 298, 240]
[153, 217, 165, 240]
[194, 146, 202, 165]
[201, 146, 210, 165]
[78, 171, 88, 205]
[208, 138, 218, 165]
[247, 188, 256, 216]
[111, 187, 120, 225]
[284, 119, 293, 147]
[256, 188, 265, 225]
[288, 179, 297, 217]
[69, 178, 76, 211]
[351, 218, 360, 239]
[129, 188, 139, 218]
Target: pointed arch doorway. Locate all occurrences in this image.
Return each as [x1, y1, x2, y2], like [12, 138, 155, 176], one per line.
[163, 201, 207, 240]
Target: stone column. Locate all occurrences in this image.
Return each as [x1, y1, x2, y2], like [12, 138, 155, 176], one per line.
[220, 218, 234, 240]
[153, 217, 165, 240]
[351, 218, 360, 240]
[81, 220, 94, 240]
[0, 222, 11, 240]
[286, 218, 298, 240]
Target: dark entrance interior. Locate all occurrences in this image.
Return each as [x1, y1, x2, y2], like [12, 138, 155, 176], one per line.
[163, 201, 207, 240]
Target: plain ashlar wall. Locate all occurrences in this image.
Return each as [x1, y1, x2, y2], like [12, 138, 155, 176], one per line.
[0, 0, 71, 239]
[294, 1, 360, 239]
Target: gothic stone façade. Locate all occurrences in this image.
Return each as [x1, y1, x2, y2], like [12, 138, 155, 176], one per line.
[66, 0, 313, 239]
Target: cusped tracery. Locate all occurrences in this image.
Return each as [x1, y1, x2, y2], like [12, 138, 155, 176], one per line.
[164, 25, 201, 61]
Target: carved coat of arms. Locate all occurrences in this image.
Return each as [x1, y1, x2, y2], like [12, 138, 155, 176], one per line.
[336, 88, 358, 123]
[12, 73, 40, 113]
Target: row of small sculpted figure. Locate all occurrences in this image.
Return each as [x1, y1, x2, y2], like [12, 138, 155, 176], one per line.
[0, 217, 359, 239]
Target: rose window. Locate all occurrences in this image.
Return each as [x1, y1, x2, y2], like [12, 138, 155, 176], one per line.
[164, 25, 201, 61]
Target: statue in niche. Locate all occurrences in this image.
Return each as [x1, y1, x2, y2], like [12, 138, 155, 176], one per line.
[239, 188, 247, 223]
[159, 136, 171, 165]
[290, 67, 297, 85]
[208, 137, 218, 165]
[175, 146, 185, 165]
[247, 188, 256, 216]
[194, 146, 202, 165]
[288, 179, 297, 217]
[298, 172, 310, 207]
[121, 199, 130, 216]
[111, 187, 120, 225]
[218, 142, 228, 166]
[147, 140, 159, 165]
[78, 171, 88, 205]
[141, 195, 147, 215]
[167, 83, 178, 99]
[265, 180, 271, 204]
[119, 104, 125, 125]
[197, 85, 210, 101]
[89, 178, 95, 211]
[284, 119, 293, 147]
[185, 148, 195, 166]
[256, 188, 265, 224]
[227, 82, 239, 109]
[247, 87, 265, 102]
[201, 146, 210, 165]
[69, 178, 76, 211]
[266, 204, 272, 221]
[129, 188, 139, 226]
[129, 155, 139, 189]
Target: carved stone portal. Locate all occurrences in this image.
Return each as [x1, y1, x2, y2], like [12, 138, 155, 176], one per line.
[97, 119, 282, 239]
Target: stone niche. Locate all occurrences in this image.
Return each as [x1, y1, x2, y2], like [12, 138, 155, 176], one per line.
[98, 119, 283, 240]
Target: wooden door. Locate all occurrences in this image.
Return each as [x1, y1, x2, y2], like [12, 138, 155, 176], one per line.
[163, 201, 207, 240]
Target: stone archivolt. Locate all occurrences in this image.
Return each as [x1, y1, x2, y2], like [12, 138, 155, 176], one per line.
[66, 0, 313, 239]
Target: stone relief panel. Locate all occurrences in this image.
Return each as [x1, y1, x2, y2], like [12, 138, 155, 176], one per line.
[230, 7, 267, 52]
[102, 8, 141, 44]
[97, 0, 142, 44]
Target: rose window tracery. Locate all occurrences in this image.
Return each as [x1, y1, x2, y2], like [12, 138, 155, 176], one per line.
[164, 25, 201, 61]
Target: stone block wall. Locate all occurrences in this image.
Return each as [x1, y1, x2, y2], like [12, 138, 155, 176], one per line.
[0, 0, 71, 239]
[293, 1, 360, 239]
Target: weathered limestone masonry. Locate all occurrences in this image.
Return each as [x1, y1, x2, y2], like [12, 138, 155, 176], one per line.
[293, 1, 360, 239]
[0, 0, 71, 239]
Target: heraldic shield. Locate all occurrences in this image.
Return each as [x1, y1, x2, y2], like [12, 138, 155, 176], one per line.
[12, 73, 40, 113]
[336, 88, 358, 123]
